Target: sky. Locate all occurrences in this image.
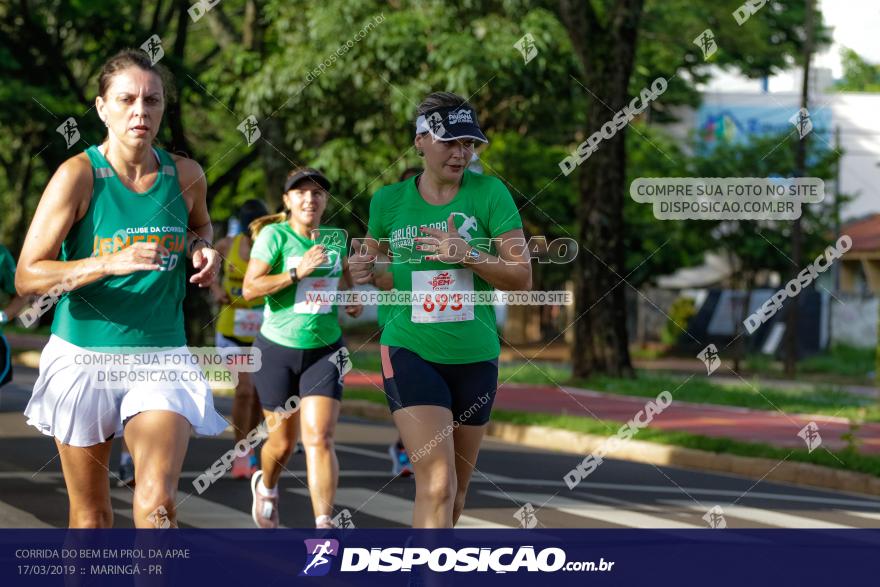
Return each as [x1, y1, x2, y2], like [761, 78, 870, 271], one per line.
[704, 0, 880, 93]
[814, 0, 880, 77]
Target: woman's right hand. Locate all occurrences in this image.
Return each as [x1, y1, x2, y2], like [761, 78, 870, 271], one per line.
[104, 242, 169, 276]
[349, 238, 376, 285]
[295, 245, 329, 279]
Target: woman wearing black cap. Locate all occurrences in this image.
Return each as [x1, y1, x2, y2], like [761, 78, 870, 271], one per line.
[243, 167, 361, 529]
[211, 199, 269, 479]
[351, 92, 532, 527]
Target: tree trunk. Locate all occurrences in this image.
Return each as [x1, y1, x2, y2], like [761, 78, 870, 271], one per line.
[734, 273, 754, 373]
[167, 0, 193, 157]
[560, 0, 644, 378]
[784, 0, 815, 376]
[259, 121, 291, 208]
[11, 146, 34, 254]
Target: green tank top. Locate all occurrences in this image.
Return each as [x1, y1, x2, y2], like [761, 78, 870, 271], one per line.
[51, 145, 188, 349]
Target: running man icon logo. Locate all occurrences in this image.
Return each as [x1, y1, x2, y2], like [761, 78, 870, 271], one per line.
[693, 29, 717, 60]
[798, 421, 822, 453]
[789, 108, 813, 139]
[426, 112, 446, 141]
[140, 34, 165, 65]
[311, 228, 347, 270]
[703, 505, 727, 529]
[514, 33, 538, 64]
[237, 115, 261, 146]
[147, 505, 171, 529]
[300, 539, 340, 577]
[56, 117, 80, 149]
[313, 228, 348, 249]
[328, 346, 352, 384]
[514, 503, 538, 529]
[697, 344, 721, 375]
[332, 508, 356, 529]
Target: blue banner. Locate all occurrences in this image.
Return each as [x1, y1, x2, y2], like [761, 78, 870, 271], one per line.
[1, 529, 876, 586]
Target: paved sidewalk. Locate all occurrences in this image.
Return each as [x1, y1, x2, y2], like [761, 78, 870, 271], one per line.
[343, 372, 880, 455]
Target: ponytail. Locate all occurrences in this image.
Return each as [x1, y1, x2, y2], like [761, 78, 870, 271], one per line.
[249, 212, 287, 238]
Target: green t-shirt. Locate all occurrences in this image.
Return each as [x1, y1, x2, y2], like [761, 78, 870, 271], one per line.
[376, 296, 388, 329]
[0, 245, 16, 333]
[368, 171, 523, 363]
[250, 222, 346, 349]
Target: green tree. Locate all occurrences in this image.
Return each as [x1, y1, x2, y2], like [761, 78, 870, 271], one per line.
[0, 0, 247, 342]
[688, 132, 842, 367]
[557, 0, 831, 377]
[836, 48, 880, 92]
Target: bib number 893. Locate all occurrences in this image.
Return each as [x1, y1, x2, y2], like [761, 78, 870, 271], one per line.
[422, 293, 463, 313]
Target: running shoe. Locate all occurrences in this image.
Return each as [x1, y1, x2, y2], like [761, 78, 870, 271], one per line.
[250, 471, 279, 529]
[388, 441, 413, 477]
[117, 458, 135, 488]
[231, 449, 258, 479]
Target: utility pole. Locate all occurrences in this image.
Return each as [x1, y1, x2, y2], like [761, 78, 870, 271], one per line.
[784, 0, 815, 377]
[827, 125, 842, 349]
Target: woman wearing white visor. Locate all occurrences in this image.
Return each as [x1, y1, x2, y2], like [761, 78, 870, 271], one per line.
[351, 92, 532, 527]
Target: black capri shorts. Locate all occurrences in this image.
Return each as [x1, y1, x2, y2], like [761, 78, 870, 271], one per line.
[0, 335, 12, 388]
[252, 333, 348, 409]
[380, 345, 498, 426]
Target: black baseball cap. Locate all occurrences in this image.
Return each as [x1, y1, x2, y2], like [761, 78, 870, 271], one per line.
[283, 168, 332, 193]
[415, 106, 488, 144]
[238, 199, 269, 229]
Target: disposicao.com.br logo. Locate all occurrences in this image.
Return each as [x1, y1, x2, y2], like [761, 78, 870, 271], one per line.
[300, 540, 613, 575]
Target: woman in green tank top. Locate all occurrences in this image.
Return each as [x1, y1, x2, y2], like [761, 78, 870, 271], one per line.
[17, 49, 225, 528]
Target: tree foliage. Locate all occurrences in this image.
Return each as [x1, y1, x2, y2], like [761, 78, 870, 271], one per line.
[1, 0, 838, 357]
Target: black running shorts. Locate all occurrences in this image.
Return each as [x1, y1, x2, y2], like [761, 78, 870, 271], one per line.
[252, 333, 347, 409]
[380, 345, 498, 426]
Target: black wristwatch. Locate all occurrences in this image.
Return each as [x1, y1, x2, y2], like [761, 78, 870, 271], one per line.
[189, 237, 211, 255]
[288, 266, 299, 285]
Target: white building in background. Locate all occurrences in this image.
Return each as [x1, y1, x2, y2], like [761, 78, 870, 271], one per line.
[654, 67, 880, 350]
[663, 73, 880, 222]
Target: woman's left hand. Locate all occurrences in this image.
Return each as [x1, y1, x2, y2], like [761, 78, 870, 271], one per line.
[190, 245, 221, 288]
[415, 213, 469, 263]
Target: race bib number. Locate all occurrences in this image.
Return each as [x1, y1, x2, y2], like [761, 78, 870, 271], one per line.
[411, 269, 474, 323]
[233, 308, 263, 338]
[294, 277, 340, 314]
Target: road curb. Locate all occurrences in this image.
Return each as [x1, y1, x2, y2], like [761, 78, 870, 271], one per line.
[341, 400, 880, 499]
[15, 351, 880, 499]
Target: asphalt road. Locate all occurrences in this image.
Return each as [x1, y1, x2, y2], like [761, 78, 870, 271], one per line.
[2, 366, 880, 530]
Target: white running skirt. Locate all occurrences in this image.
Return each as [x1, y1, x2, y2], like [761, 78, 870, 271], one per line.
[24, 335, 229, 447]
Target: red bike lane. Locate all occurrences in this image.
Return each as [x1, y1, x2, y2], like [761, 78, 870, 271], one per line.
[344, 371, 880, 454]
